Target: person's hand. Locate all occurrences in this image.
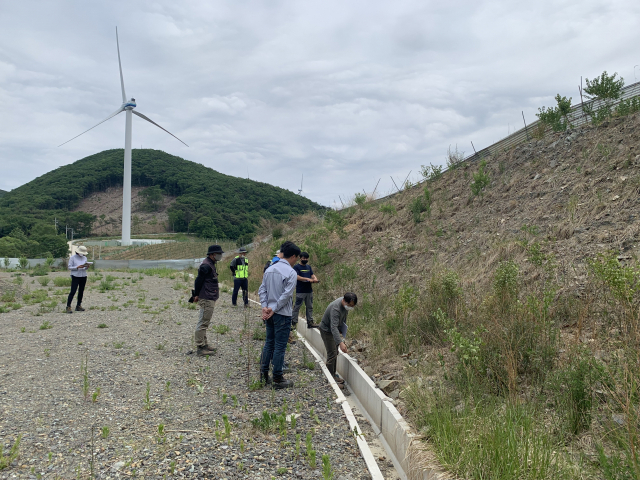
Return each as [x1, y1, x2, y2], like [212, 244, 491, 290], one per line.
[193, 296, 199, 303]
[339, 342, 348, 353]
[262, 307, 274, 320]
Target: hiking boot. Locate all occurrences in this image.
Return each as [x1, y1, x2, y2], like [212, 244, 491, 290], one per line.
[260, 372, 272, 386]
[288, 332, 297, 344]
[75, 305, 85, 312]
[273, 376, 294, 390]
[334, 374, 345, 385]
[196, 346, 216, 356]
[66, 306, 73, 314]
[307, 322, 320, 329]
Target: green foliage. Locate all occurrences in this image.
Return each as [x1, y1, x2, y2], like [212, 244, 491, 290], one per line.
[493, 260, 519, 300]
[420, 164, 443, 182]
[470, 160, 490, 196]
[378, 203, 396, 216]
[583, 71, 625, 125]
[53, 276, 72, 287]
[0, 435, 21, 470]
[302, 234, 334, 267]
[322, 454, 333, 480]
[589, 252, 640, 303]
[138, 185, 163, 212]
[615, 96, 640, 118]
[551, 348, 605, 436]
[0, 149, 325, 242]
[409, 187, 432, 223]
[536, 94, 572, 132]
[354, 192, 367, 206]
[324, 210, 347, 237]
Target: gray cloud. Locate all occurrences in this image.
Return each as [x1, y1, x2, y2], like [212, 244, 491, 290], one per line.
[1, 0, 639, 206]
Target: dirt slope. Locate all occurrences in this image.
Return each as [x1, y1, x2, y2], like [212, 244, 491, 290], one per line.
[73, 186, 175, 236]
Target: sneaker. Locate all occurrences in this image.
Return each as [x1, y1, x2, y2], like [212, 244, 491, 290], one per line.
[273, 376, 294, 390]
[307, 322, 320, 329]
[196, 346, 216, 356]
[231, 304, 238, 308]
[66, 306, 73, 314]
[288, 332, 297, 344]
[75, 305, 85, 312]
[334, 374, 345, 385]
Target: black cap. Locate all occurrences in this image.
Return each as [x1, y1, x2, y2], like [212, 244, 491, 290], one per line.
[239, 247, 248, 253]
[207, 245, 224, 255]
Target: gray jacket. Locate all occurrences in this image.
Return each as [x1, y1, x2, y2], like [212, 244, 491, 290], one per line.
[319, 297, 348, 345]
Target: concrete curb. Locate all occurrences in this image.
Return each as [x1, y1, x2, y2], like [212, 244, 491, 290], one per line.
[295, 322, 449, 480]
[248, 299, 384, 480]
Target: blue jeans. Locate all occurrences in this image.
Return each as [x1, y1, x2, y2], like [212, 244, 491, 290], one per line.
[261, 313, 292, 379]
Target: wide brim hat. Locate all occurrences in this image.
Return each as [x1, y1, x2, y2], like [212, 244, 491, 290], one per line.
[239, 247, 248, 253]
[76, 246, 88, 256]
[207, 245, 224, 255]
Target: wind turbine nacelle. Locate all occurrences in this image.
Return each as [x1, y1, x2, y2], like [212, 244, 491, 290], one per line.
[122, 98, 137, 110]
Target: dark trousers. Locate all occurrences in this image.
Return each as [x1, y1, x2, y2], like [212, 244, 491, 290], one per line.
[261, 313, 292, 379]
[321, 329, 339, 378]
[232, 278, 248, 305]
[67, 276, 87, 307]
[291, 292, 313, 326]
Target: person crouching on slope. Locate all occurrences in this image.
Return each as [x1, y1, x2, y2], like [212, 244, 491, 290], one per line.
[319, 293, 358, 385]
[193, 245, 224, 356]
[66, 245, 90, 314]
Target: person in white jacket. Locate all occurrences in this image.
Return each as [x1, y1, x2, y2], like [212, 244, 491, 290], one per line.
[67, 245, 90, 313]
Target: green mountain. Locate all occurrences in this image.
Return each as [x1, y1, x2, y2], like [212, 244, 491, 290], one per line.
[0, 189, 7, 198]
[0, 149, 325, 256]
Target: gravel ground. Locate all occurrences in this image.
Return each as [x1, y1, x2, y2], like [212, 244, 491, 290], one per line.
[0, 270, 372, 479]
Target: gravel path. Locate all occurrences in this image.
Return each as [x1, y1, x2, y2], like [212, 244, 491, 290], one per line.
[0, 270, 370, 479]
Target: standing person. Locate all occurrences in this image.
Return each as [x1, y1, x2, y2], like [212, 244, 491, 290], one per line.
[319, 293, 358, 383]
[291, 252, 320, 333]
[258, 241, 301, 389]
[193, 245, 224, 356]
[66, 245, 90, 313]
[230, 247, 249, 307]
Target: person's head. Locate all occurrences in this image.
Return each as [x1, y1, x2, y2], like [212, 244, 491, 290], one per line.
[207, 245, 224, 262]
[342, 292, 358, 311]
[238, 247, 248, 257]
[281, 242, 301, 266]
[76, 246, 88, 257]
[300, 252, 310, 264]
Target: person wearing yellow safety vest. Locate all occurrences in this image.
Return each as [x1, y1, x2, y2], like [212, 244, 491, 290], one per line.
[230, 247, 249, 307]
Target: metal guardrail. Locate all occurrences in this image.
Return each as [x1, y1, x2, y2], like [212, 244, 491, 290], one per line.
[361, 80, 640, 208]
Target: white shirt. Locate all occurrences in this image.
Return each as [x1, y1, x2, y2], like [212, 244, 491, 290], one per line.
[68, 254, 88, 278]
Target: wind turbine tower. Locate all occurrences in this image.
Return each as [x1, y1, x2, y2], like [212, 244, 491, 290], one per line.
[59, 28, 188, 246]
[297, 174, 303, 195]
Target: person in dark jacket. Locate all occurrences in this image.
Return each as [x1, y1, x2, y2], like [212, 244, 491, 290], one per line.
[319, 292, 357, 383]
[229, 247, 249, 307]
[193, 245, 224, 356]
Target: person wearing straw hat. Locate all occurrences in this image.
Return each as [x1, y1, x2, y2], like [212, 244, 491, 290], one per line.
[66, 245, 91, 313]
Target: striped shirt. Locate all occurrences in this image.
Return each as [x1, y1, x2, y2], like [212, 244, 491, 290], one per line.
[258, 258, 297, 316]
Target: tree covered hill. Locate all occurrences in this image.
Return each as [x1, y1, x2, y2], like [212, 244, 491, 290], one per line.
[0, 189, 7, 198]
[0, 149, 325, 256]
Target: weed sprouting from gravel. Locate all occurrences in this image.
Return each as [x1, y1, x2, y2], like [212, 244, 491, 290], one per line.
[39, 320, 52, 330]
[165, 381, 171, 392]
[223, 414, 231, 440]
[113, 341, 124, 349]
[97, 323, 107, 328]
[80, 352, 89, 401]
[101, 426, 109, 439]
[0, 435, 21, 470]
[295, 433, 301, 457]
[144, 382, 152, 410]
[322, 454, 334, 480]
[232, 394, 238, 408]
[91, 387, 101, 403]
[222, 393, 228, 404]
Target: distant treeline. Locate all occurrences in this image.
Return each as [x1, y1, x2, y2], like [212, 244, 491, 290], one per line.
[0, 149, 325, 257]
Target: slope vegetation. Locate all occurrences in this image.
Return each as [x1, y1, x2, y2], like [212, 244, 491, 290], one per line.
[0, 149, 325, 251]
[244, 112, 640, 479]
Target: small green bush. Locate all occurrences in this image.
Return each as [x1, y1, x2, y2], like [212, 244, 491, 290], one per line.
[470, 160, 490, 196]
[53, 277, 72, 287]
[379, 203, 396, 215]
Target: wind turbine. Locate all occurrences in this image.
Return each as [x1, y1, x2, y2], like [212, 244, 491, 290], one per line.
[297, 174, 303, 195]
[59, 28, 188, 246]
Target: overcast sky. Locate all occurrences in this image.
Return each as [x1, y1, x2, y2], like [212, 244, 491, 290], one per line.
[1, 1, 639, 207]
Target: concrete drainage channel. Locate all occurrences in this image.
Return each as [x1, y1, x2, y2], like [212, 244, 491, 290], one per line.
[249, 299, 448, 480]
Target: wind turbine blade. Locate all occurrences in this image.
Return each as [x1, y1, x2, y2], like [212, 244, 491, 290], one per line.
[132, 110, 189, 146]
[116, 27, 126, 103]
[58, 107, 124, 147]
